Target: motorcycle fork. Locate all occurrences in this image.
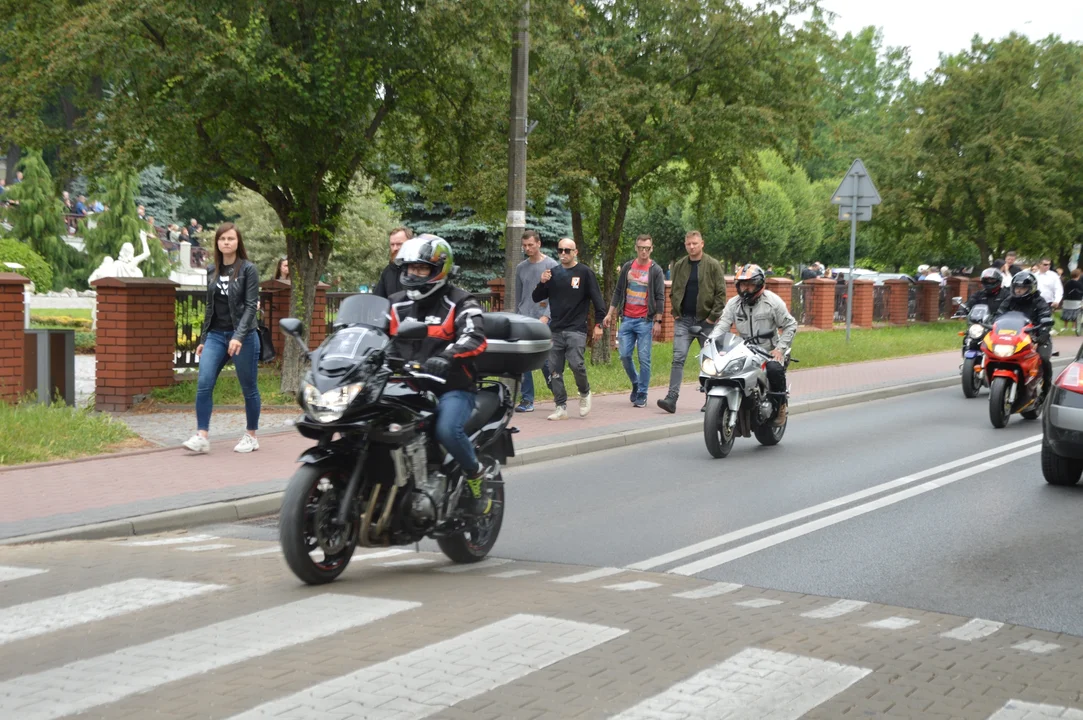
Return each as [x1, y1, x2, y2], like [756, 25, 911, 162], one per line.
[335, 441, 369, 527]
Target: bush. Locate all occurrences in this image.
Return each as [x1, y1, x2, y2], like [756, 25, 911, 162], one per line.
[0, 238, 53, 290]
[30, 314, 92, 329]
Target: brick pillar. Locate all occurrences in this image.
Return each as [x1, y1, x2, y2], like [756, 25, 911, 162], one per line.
[807, 278, 836, 330]
[766, 277, 793, 311]
[945, 276, 969, 310]
[724, 275, 737, 303]
[918, 279, 941, 322]
[850, 279, 875, 328]
[259, 279, 290, 359]
[487, 278, 505, 312]
[883, 279, 910, 326]
[0, 273, 29, 402]
[661, 281, 674, 342]
[309, 283, 329, 350]
[92, 277, 179, 412]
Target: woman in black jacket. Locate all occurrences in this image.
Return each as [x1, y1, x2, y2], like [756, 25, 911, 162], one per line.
[182, 223, 262, 454]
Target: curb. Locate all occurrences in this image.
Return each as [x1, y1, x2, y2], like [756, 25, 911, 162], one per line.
[5, 364, 1069, 546]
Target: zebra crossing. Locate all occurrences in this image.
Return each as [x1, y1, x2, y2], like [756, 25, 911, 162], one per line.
[1, 554, 1079, 720]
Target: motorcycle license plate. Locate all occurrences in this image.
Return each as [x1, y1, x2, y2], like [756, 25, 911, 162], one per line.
[964, 350, 980, 358]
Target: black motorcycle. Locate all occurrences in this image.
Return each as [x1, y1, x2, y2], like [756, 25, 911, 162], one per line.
[276, 294, 550, 585]
[952, 298, 992, 398]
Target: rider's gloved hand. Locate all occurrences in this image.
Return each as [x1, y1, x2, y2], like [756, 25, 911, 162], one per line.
[421, 355, 451, 378]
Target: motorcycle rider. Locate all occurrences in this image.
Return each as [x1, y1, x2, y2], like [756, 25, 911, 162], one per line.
[716, 264, 798, 425]
[388, 235, 493, 516]
[993, 270, 1055, 401]
[965, 267, 1008, 316]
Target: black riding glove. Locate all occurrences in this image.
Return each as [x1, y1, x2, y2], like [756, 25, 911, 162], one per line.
[422, 355, 451, 378]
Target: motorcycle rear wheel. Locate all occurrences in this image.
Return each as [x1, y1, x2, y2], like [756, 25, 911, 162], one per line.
[704, 396, 735, 458]
[437, 474, 505, 563]
[961, 357, 981, 398]
[988, 377, 1012, 429]
[280, 463, 357, 586]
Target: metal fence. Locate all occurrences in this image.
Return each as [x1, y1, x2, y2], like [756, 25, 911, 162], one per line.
[174, 288, 274, 368]
[790, 284, 813, 326]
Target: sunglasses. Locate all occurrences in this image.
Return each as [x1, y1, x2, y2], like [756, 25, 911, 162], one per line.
[637, 245, 653, 251]
[557, 248, 575, 254]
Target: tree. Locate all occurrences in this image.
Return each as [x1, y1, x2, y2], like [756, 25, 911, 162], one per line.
[759, 150, 824, 265]
[137, 166, 183, 226]
[0, 238, 53, 290]
[702, 181, 795, 271]
[3, 149, 72, 287]
[82, 169, 171, 277]
[1, 0, 510, 391]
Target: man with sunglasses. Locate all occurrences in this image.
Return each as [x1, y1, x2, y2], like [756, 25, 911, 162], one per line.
[532, 238, 606, 420]
[603, 235, 666, 407]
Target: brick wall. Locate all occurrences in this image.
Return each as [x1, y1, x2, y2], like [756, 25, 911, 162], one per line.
[259, 279, 329, 354]
[807, 278, 836, 330]
[918, 279, 941, 323]
[0, 273, 29, 402]
[850, 279, 875, 328]
[766, 277, 793, 311]
[883, 279, 910, 325]
[92, 277, 179, 412]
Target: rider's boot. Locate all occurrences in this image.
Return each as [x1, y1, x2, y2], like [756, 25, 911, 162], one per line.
[460, 462, 495, 516]
[774, 402, 788, 426]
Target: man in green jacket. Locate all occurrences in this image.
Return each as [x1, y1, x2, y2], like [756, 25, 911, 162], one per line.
[658, 230, 728, 413]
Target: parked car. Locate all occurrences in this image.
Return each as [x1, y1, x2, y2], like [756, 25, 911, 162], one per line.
[1041, 342, 1083, 485]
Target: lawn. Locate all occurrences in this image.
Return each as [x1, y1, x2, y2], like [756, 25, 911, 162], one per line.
[29, 307, 92, 320]
[148, 321, 966, 406]
[0, 401, 144, 466]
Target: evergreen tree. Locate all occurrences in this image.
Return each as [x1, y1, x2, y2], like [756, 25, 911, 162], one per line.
[4, 149, 72, 286]
[137, 165, 183, 225]
[82, 169, 171, 277]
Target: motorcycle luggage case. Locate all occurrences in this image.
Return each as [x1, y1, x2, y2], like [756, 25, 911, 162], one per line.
[476, 312, 552, 375]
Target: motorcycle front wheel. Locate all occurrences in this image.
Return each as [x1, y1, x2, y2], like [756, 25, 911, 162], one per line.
[754, 412, 786, 446]
[280, 462, 358, 585]
[438, 472, 505, 563]
[988, 376, 1012, 429]
[704, 396, 735, 458]
[962, 357, 981, 398]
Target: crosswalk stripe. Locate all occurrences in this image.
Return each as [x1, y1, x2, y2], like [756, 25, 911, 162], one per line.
[0, 595, 419, 720]
[226, 613, 628, 720]
[987, 700, 1083, 719]
[354, 548, 414, 561]
[552, 567, 623, 584]
[437, 558, 512, 573]
[604, 581, 661, 592]
[1012, 640, 1061, 654]
[673, 582, 743, 600]
[0, 566, 47, 582]
[0, 579, 222, 646]
[117, 535, 218, 547]
[735, 598, 782, 609]
[231, 547, 281, 557]
[864, 616, 919, 630]
[177, 543, 235, 552]
[490, 569, 539, 579]
[941, 618, 1003, 641]
[609, 647, 871, 720]
[802, 599, 868, 619]
[380, 558, 436, 567]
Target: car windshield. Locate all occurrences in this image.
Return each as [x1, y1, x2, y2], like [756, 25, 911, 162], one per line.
[992, 311, 1031, 334]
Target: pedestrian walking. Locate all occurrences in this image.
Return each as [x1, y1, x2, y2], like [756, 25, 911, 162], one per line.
[182, 223, 262, 454]
[514, 230, 558, 412]
[373, 226, 412, 298]
[603, 234, 665, 407]
[531, 238, 606, 420]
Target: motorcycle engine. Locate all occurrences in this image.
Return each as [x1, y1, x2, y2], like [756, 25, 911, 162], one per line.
[758, 397, 775, 422]
[410, 469, 447, 528]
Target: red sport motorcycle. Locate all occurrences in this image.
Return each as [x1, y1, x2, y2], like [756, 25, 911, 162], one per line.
[980, 311, 1047, 428]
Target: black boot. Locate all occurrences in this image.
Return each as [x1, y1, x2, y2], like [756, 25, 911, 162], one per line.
[657, 393, 678, 414]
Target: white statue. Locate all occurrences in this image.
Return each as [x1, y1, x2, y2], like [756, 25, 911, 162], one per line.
[88, 231, 154, 328]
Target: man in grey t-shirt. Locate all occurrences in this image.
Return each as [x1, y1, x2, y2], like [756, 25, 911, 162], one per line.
[514, 229, 558, 412]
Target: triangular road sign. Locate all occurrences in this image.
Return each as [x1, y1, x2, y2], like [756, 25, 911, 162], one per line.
[831, 158, 881, 206]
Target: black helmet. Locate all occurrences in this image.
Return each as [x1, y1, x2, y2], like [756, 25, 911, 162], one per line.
[1010, 270, 1038, 298]
[735, 263, 766, 303]
[980, 267, 1003, 292]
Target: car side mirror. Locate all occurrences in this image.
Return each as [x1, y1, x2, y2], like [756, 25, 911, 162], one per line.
[279, 318, 311, 355]
[396, 319, 429, 340]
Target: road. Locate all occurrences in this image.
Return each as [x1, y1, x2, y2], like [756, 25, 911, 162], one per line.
[3, 386, 1083, 719]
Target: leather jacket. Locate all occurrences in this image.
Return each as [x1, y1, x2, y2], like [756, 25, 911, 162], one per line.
[389, 285, 486, 393]
[199, 259, 260, 344]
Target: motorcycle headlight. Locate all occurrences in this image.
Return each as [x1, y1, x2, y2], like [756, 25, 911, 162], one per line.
[701, 356, 719, 376]
[723, 358, 747, 375]
[303, 382, 365, 423]
[968, 324, 985, 339]
[993, 345, 1014, 358]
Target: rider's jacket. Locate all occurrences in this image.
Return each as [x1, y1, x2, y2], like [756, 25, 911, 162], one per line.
[994, 293, 1054, 340]
[389, 286, 487, 392]
[716, 290, 798, 354]
[966, 287, 1007, 317]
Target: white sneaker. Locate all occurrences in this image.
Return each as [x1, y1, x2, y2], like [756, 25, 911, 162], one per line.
[547, 405, 568, 421]
[579, 392, 592, 418]
[182, 435, 210, 454]
[234, 434, 260, 453]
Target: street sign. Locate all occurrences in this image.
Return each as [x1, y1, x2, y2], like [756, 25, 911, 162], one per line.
[831, 158, 882, 342]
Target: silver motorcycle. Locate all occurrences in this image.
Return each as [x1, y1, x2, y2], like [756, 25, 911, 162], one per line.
[696, 326, 791, 458]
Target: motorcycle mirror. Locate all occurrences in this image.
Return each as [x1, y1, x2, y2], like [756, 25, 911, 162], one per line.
[952, 296, 963, 305]
[396, 319, 429, 340]
[278, 318, 313, 356]
[690, 325, 703, 337]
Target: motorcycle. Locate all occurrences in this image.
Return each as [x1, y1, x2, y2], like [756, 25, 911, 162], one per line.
[696, 326, 793, 458]
[980, 310, 1048, 428]
[276, 294, 550, 585]
[951, 298, 992, 398]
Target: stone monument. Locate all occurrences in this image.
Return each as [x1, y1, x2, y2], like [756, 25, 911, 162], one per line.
[88, 231, 153, 329]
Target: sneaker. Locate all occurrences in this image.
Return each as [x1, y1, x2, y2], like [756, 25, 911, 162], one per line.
[182, 434, 210, 454]
[461, 465, 494, 516]
[774, 403, 788, 426]
[579, 392, 592, 418]
[548, 405, 568, 421]
[629, 389, 637, 405]
[233, 434, 260, 453]
[657, 394, 677, 414]
[633, 395, 647, 408]
[515, 401, 535, 413]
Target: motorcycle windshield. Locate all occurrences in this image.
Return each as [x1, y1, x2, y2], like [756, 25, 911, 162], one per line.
[333, 294, 391, 331]
[992, 311, 1031, 335]
[968, 304, 989, 323]
[317, 326, 388, 375]
[713, 332, 746, 354]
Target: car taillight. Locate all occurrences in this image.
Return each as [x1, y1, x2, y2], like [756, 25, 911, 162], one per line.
[1055, 362, 1083, 394]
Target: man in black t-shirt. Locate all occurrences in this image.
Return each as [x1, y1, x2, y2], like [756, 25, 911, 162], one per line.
[532, 238, 606, 420]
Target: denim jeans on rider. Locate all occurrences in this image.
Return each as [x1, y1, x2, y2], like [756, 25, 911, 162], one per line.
[520, 361, 551, 405]
[435, 389, 481, 475]
[196, 330, 261, 433]
[618, 316, 653, 400]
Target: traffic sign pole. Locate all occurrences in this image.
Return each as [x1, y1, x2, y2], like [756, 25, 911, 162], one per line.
[830, 159, 881, 343]
[846, 181, 859, 342]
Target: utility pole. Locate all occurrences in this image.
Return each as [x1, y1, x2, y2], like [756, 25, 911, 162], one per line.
[503, 0, 529, 313]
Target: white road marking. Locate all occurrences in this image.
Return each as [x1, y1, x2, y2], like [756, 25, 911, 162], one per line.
[864, 616, 919, 630]
[735, 598, 783, 609]
[355, 548, 414, 561]
[177, 543, 235, 552]
[0, 595, 419, 720]
[380, 558, 436, 567]
[673, 582, 743, 600]
[670, 444, 1042, 576]
[226, 614, 627, 720]
[987, 700, 1083, 719]
[231, 547, 281, 557]
[552, 567, 624, 584]
[115, 534, 220, 546]
[609, 647, 871, 720]
[1012, 640, 1061, 654]
[490, 569, 540, 579]
[802, 599, 868, 619]
[604, 580, 662, 592]
[628, 435, 1041, 572]
[0, 566, 47, 582]
[941, 618, 1003, 641]
[0, 579, 223, 646]
[437, 558, 512, 573]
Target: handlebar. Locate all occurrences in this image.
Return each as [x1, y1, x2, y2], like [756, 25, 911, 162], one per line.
[390, 359, 446, 385]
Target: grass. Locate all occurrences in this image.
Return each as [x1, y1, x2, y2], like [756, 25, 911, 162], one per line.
[0, 400, 144, 466]
[30, 307, 92, 320]
[145, 321, 967, 406]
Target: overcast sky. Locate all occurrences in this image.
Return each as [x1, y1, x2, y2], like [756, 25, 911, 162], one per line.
[816, 0, 1083, 77]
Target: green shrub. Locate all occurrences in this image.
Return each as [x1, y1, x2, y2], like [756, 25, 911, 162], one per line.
[0, 238, 53, 290]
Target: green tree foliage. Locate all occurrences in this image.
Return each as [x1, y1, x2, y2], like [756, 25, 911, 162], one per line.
[0, 238, 53, 290]
[136, 166, 183, 226]
[705, 182, 796, 271]
[759, 150, 824, 264]
[82, 169, 171, 277]
[3, 150, 71, 284]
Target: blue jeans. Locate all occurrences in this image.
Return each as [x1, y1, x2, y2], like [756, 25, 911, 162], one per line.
[618, 317, 653, 398]
[520, 361, 551, 404]
[435, 389, 480, 475]
[196, 330, 261, 432]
